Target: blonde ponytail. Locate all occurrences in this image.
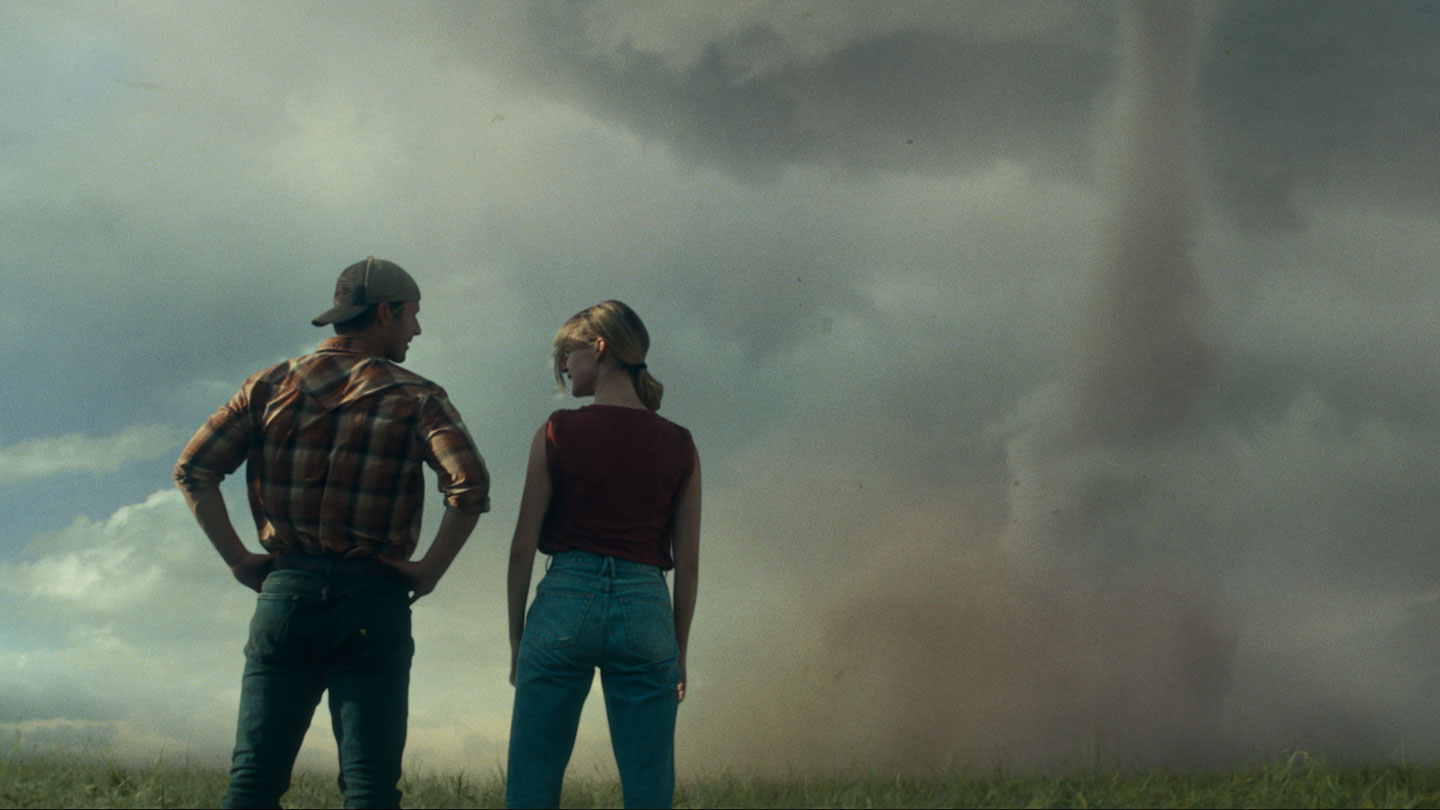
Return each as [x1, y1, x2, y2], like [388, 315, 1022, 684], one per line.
[632, 366, 664, 411]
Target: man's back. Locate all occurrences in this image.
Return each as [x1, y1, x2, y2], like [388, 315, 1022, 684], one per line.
[175, 336, 489, 558]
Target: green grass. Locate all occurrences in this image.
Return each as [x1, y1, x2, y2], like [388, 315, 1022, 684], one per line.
[3, 749, 1440, 808]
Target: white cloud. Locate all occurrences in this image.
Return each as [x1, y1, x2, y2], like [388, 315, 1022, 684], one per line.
[0, 425, 185, 487]
[0, 488, 609, 773]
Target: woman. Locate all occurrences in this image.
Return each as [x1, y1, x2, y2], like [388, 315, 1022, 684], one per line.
[506, 300, 701, 809]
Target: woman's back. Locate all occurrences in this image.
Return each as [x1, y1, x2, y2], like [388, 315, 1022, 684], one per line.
[507, 299, 699, 809]
[540, 405, 695, 569]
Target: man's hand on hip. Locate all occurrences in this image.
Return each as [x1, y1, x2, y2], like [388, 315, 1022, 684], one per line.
[379, 508, 480, 604]
[378, 557, 439, 604]
[230, 552, 275, 592]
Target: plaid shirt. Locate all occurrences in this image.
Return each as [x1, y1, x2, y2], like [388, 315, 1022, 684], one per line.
[174, 336, 489, 558]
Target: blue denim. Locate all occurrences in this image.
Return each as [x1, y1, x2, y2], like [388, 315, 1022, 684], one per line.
[222, 567, 413, 810]
[507, 551, 681, 809]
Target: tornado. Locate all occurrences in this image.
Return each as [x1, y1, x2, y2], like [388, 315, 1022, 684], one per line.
[688, 2, 1240, 775]
[1076, 0, 1213, 445]
[1005, 0, 1214, 557]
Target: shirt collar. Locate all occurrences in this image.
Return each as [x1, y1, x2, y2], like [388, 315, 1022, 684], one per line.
[317, 335, 385, 357]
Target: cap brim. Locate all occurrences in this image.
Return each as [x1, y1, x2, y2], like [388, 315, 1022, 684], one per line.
[311, 303, 370, 327]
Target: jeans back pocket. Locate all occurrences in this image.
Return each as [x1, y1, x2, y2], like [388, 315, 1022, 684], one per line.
[525, 591, 595, 649]
[619, 596, 678, 661]
[245, 593, 303, 662]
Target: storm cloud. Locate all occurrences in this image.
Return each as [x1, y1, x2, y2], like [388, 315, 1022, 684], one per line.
[4, 0, 1440, 778]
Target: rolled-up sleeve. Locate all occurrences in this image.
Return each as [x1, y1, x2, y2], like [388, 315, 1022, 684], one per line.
[418, 393, 490, 514]
[174, 387, 251, 492]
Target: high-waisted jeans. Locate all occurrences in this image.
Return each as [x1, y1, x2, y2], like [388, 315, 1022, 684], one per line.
[222, 565, 413, 809]
[506, 551, 681, 809]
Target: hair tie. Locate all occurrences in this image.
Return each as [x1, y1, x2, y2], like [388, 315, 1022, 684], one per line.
[632, 362, 647, 372]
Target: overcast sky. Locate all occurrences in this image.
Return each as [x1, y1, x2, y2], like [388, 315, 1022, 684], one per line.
[4, 0, 1440, 777]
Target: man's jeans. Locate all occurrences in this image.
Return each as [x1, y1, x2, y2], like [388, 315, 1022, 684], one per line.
[507, 551, 681, 809]
[222, 565, 413, 809]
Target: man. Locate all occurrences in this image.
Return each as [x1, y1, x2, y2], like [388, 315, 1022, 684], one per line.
[174, 257, 489, 808]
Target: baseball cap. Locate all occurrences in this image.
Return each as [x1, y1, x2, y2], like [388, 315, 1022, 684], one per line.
[311, 257, 422, 326]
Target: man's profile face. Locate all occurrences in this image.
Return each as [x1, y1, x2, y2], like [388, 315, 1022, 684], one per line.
[382, 301, 421, 363]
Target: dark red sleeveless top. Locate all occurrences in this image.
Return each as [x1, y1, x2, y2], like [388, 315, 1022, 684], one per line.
[539, 405, 697, 569]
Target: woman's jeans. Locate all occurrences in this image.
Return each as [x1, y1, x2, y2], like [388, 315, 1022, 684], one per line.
[507, 551, 681, 809]
[222, 565, 413, 810]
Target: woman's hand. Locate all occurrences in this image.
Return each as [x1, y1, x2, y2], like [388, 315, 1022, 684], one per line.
[670, 454, 700, 707]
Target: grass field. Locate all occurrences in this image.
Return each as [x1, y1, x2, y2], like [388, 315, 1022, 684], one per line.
[4, 749, 1440, 808]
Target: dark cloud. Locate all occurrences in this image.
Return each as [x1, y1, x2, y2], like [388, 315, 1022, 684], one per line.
[461, 1, 1440, 229]
[1200, 0, 1440, 230]
[785, 27, 1109, 178]
[495, 3, 1112, 182]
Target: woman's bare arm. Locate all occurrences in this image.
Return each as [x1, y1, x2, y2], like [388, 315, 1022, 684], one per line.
[508, 425, 553, 685]
[670, 453, 702, 703]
